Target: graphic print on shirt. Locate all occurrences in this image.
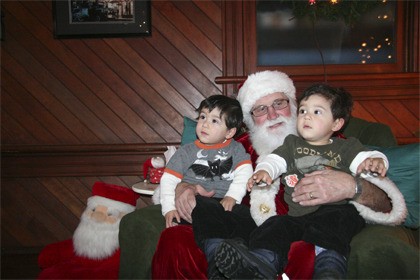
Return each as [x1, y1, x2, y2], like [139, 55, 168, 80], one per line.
[189, 149, 233, 181]
[285, 155, 340, 188]
[295, 155, 332, 174]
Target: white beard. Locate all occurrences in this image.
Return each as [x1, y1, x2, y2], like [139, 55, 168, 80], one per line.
[249, 113, 297, 158]
[248, 110, 297, 226]
[73, 211, 120, 260]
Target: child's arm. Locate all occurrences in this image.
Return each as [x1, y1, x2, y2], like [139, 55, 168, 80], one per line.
[357, 157, 388, 177]
[350, 151, 389, 177]
[160, 172, 182, 218]
[164, 210, 181, 228]
[220, 196, 236, 211]
[247, 170, 273, 191]
[247, 154, 287, 191]
[224, 163, 253, 204]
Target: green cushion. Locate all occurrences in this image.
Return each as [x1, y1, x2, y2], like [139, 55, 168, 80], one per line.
[375, 143, 420, 229]
[348, 224, 419, 279]
[181, 117, 197, 145]
[343, 117, 397, 147]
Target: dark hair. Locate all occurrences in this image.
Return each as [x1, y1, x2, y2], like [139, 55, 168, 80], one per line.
[298, 83, 353, 130]
[196, 95, 244, 132]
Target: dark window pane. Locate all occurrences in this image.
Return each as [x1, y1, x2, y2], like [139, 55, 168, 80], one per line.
[257, 0, 397, 66]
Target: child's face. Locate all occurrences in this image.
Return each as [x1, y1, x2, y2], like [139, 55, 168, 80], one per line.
[196, 107, 235, 145]
[297, 94, 344, 145]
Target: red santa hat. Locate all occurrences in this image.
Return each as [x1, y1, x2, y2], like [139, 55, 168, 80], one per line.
[237, 70, 297, 129]
[89, 182, 140, 213]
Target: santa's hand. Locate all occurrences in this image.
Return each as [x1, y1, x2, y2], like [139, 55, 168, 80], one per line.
[292, 169, 355, 206]
[165, 210, 180, 228]
[175, 182, 214, 223]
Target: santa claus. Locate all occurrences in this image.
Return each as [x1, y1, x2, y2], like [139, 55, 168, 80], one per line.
[38, 182, 139, 279]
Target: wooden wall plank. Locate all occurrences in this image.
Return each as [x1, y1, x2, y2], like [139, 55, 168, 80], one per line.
[154, 1, 222, 69]
[1, 71, 81, 144]
[1, 91, 58, 144]
[360, 101, 415, 138]
[173, 0, 222, 49]
[152, 5, 223, 83]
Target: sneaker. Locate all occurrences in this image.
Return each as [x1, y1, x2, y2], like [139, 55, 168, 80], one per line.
[214, 239, 278, 279]
[203, 238, 227, 279]
[313, 249, 347, 279]
[207, 257, 227, 279]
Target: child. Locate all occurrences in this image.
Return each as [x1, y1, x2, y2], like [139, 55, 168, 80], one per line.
[159, 95, 253, 277]
[214, 84, 389, 279]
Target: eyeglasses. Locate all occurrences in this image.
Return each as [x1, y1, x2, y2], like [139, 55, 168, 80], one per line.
[250, 99, 289, 117]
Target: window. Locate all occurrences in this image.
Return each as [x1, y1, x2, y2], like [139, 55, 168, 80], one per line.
[256, 1, 397, 66]
[241, 0, 408, 75]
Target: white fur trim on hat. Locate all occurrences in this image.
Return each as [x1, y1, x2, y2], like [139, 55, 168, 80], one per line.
[237, 71, 296, 128]
[88, 196, 136, 214]
[350, 175, 407, 225]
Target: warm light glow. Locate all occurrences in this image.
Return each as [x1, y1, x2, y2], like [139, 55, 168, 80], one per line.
[383, 15, 388, 19]
[330, 0, 338, 4]
[361, 60, 366, 64]
[358, 49, 362, 52]
[309, 0, 316, 5]
[388, 55, 392, 59]
[377, 44, 382, 48]
[361, 42, 367, 47]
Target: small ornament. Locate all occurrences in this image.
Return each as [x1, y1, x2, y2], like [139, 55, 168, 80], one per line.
[143, 157, 165, 184]
[309, 0, 316, 5]
[260, 204, 271, 214]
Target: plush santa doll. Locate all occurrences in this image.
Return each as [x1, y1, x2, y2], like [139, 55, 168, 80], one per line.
[143, 156, 165, 184]
[38, 182, 139, 279]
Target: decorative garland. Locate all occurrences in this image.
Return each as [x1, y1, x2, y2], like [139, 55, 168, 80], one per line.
[281, 0, 382, 25]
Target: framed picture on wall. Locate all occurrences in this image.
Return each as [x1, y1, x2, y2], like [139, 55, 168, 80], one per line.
[53, 0, 151, 39]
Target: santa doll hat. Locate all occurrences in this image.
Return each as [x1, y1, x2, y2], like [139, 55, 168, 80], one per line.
[237, 70, 297, 128]
[88, 182, 140, 213]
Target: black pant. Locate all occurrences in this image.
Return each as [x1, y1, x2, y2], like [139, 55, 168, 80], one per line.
[192, 195, 257, 251]
[249, 204, 365, 261]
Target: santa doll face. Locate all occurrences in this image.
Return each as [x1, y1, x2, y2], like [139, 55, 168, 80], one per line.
[89, 204, 123, 224]
[73, 203, 126, 259]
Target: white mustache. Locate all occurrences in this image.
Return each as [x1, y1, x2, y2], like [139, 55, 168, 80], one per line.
[263, 115, 289, 128]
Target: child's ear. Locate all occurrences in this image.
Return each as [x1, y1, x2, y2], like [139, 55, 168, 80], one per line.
[332, 118, 345, 132]
[225, 127, 237, 139]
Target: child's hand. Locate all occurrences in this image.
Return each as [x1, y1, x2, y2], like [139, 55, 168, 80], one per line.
[357, 157, 388, 177]
[165, 210, 180, 228]
[220, 196, 236, 211]
[247, 170, 273, 191]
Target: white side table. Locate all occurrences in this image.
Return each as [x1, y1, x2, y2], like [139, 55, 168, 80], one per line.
[132, 181, 159, 196]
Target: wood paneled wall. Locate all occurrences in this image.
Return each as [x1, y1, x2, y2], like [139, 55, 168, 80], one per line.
[1, 0, 418, 252]
[1, 0, 223, 250]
